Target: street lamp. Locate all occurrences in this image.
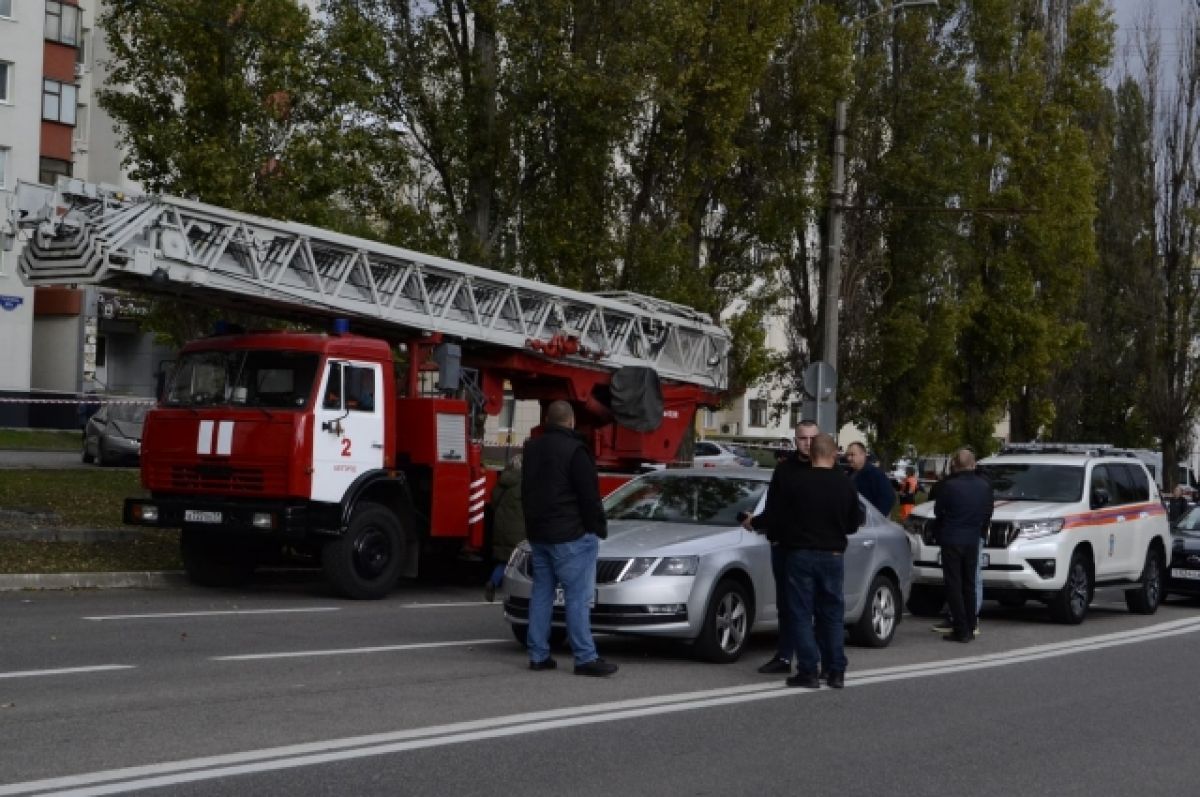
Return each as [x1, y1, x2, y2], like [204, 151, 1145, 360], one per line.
[815, 0, 938, 435]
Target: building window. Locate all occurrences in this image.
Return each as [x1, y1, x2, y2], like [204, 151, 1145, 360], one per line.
[749, 399, 768, 428]
[0, 147, 8, 189]
[0, 61, 11, 103]
[43, 79, 77, 125]
[39, 156, 72, 186]
[0, 1, 12, 20]
[45, 1, 80, 46]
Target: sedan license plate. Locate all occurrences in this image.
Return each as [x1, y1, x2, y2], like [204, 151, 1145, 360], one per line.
[1171, 568, 1200, 580]
[553, 585, 597, 608]
[184, 510, 222, 524]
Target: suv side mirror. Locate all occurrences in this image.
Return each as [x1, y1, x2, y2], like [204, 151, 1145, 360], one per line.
[1091, 487, 1110, 510]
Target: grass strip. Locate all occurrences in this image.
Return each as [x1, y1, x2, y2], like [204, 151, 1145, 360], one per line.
[0, 428, 83, 452]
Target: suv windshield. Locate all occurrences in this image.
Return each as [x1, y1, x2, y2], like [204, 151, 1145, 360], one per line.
[604, 474, 766, 525]
[165, 351, 319, 409]
[978, 463, 1084, 503]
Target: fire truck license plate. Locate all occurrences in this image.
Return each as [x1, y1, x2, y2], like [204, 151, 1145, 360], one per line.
[184, 510, 223, 524]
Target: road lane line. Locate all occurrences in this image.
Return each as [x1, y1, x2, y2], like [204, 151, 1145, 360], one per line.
[82, 608, 341, 621]
[0, 665, 134, 680]
[211, 638, 510, 661]
[7, 617, 1200, 796]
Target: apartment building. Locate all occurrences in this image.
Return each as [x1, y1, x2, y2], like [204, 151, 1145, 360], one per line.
[0, 0, 168, 428]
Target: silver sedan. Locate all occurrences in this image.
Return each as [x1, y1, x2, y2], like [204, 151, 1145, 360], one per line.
[502, 467, 912, 662]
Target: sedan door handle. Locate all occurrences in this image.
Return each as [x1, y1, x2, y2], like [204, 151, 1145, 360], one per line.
[860, 539, 876, 548]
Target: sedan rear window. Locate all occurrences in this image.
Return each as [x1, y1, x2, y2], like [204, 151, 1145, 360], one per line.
[604, 475, 766, 525]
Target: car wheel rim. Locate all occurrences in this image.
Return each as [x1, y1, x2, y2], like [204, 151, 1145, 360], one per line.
[871, 584, 896, 640]
[714, 592, 747, 653]
[1069, 563, 1089, 615]
[1146, 557, 1161, 604]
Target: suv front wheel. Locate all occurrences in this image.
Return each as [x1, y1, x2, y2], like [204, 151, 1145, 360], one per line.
[1049, 550, 1093, 625]
[1125, 546, 1164, 615]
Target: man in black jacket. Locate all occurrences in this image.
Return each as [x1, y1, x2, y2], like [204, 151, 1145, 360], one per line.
[521, 400, 617, 677]
[932, 448, 994, 643]
[746, 433, 863, 688]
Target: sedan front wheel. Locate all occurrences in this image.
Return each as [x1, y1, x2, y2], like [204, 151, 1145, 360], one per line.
[850, 574, 900, 648]
[695, 578, 751, 663]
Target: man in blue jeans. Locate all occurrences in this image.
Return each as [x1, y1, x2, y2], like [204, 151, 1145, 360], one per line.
[747, 433, 863, 688]
[521, 400, 618, 677]
[751, 420, 818, 674]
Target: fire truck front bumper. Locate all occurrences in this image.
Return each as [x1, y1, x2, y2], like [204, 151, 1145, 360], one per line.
[124, 497, 330, 540]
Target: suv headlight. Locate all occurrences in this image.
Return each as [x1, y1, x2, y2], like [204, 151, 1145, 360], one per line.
[1014, 518, 1064, 540]
[653, 556, 699, 576]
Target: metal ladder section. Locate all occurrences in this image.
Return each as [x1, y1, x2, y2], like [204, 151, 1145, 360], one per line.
[9, 180, 729, 390]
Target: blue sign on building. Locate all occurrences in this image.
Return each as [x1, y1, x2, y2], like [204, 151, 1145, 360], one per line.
[0, 295, 24, 312]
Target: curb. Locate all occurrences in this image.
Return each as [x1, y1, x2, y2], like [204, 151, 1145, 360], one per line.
[0, 571, 188, 591]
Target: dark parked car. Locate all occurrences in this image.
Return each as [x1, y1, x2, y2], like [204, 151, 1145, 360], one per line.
[82, 403, 149, 466]
[1167, 505, 1200, 598]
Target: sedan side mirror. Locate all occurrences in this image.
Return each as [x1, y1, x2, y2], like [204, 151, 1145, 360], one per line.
[1091, 487, 1110, 510]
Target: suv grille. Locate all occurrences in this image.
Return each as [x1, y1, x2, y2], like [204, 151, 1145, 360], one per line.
[921, 520, 1019, 549]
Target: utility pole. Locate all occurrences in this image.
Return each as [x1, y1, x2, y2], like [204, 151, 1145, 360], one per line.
[817, 98, 847, 435]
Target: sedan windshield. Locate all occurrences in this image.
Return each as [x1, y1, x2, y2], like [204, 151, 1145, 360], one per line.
[978, 463, 1083, 503]
[604, 474, 766, 525]
[165, 351, 319, 409]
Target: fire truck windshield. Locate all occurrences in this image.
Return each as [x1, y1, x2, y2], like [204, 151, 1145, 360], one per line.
[165, 350, 320, 409]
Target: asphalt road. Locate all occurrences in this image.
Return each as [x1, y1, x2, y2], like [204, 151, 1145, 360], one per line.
[4, 581, 1200, 796]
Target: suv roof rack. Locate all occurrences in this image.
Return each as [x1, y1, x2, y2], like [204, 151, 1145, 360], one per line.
[998, 442, 1137, 458]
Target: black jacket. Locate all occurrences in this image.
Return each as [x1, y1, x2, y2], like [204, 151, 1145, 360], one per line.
[521, 425, 607, 544]
[753, 458, 863, 552]
[931, 469, 994, 546]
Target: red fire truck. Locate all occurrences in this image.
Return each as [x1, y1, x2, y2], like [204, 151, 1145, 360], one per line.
[6, 179, 730, 598]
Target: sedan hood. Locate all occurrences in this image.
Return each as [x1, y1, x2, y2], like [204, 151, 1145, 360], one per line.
[599, 520, 749, 557]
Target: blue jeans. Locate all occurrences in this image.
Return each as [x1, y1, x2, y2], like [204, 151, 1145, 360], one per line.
[489, 563, 506, 589]
[771, 545, 795, 661]
[784, 549, 847, 676]
[528, 535, 599, 666]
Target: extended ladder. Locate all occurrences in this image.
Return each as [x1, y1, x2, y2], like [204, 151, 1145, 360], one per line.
[5, 180, 729, 390]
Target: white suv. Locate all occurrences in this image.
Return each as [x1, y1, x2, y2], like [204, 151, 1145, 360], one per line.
[904, 448, 1170, 625]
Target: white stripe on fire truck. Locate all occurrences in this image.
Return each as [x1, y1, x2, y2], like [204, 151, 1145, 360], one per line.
[216, 421, 234, 456]
[470, 477, 486, 488]
[469, 513, 485, 525]
[469, 502, 486, 513]
[469, 489, 486, 501]
[197, 421, 214, 455]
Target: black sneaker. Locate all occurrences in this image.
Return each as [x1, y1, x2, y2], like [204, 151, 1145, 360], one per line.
[574, 658, 619, 677]
[757, 656, 791, 674]
[942, 633, 972, 643]
[529, 657, 558, 671]
[826, 671, 845, 689]
[785, 672, 821, 689]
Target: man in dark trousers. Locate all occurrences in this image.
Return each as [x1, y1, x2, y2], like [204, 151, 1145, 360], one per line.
[846, 441, 896, 517]
[746, 433, 863, 688]
[932, 448, 994, 643]
[750, 420, 819, 675]
[521, 400, 618, 677]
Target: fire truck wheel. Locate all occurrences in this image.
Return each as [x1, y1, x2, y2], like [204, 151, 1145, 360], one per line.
[322, 503, 405, 600]
[180, 528, 256, 587]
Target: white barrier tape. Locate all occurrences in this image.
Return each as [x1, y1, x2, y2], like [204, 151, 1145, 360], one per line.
[0, 397, 155, 405]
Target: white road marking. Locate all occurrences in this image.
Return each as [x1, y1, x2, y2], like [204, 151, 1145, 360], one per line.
[6, 617, 1200, 796]
[0, 665, 134, 680]
[212, 638, 509, 661]
[82, 608, 341, 621]
[401, 601, 495, 608]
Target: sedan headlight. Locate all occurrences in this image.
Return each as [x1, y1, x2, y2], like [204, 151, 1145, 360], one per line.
[653, 556, 699, 576]
[617, 557, 657, 581]
[508, 546, 531, 577]
[903, 516, 926, 535]
[1014, 518, 1064, 540]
